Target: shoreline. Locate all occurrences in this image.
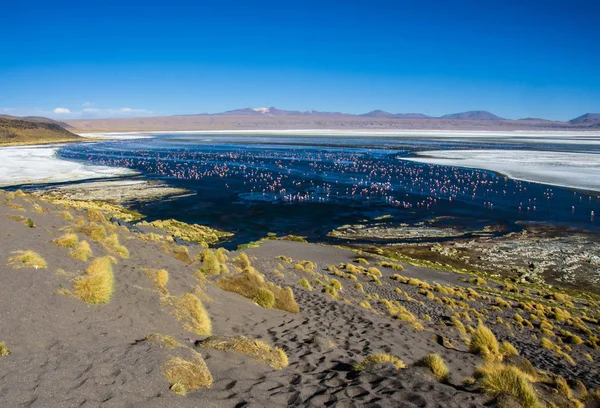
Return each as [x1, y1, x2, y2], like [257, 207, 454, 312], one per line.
[0, 144, 137, 188]
[402, 149, 600, 193]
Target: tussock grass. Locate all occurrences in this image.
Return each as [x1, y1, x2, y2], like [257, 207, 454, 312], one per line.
[499, 341, 519, 356]
[59, 211, 74, 221]
[72, 257, 115, 304]
[0, 342, 9, 357]
[470, 277, 487, 286]
[53, 233, 79, 248]
[101, 234, 129, 259]
[196, 335, 288, 369]
[86, 208, 107, 223]
[70, 240, 93, 261]
[418, 353, 450, 382]
[216, 269, 299, 313]
[253, 288, 276, 308]
[163, 354, 213, 395]
[196, 249, 225, 275]
[8, 250, 47, 269]
[469, 323, 502, 362]
[172, 245, 192, 263]
[376, 261, 404, 271]
[145, 269, 170, 294]
[474, 363, 541, 408]
[354, 353, 406, 371]
[170, 293, 212, 336]
[359, 300, 372, 309]
[74, 222, 107, 242]
[298, 278, 312, 291]
[145, 333, 181, 349]
[138, 218, 227, 244]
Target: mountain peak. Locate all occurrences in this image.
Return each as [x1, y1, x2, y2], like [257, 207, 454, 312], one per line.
[440, 111, 505, 121]
[569, 113, 600, 124]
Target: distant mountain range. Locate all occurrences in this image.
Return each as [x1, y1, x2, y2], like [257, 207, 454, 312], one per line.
[201, 107, 600, 124]
[3, 108, 600, 135]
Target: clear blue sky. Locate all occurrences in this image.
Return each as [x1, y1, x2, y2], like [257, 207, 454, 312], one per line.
[1, 0, 599, 121]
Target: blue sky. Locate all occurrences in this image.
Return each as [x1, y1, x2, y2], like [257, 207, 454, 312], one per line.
[1, 0, 599, 121]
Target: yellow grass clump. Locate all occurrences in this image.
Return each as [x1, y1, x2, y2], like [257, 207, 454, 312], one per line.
[145, 269, 170, 294]
[359, 300, 372, 309]
[469, 323, 502, 362]
[298, 278, 312, 291]
[101, 234, 129, 259]
[474, 363, 541, 408]
[196, 335, 288, 369]
[75, 222, 107, 242]
[86, 208, 107, 223]
[419, 353, 450, 382]
[0, 342, 9, 357]
[163, 354, 213, 395]
[253, 288, 276, 308]
[172, 245, 192, 264]
[145, 333, 181, 349]
[53, 233, 79, 248]
[72, 256, 115, 304]
[354, 353, 406, 371]
[8, 250, 47, 269]
[170, 293, 212, 336]
[196, 249, 223, 275]
[216, 269, 299, 313]
[499, 341, 519, 356]
[70, 240, 93, 261]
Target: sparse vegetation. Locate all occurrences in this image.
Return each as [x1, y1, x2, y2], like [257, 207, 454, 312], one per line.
[354, 353, 406, 371]
[72, 257, 115, 304]
[170, 293, 212, 336]
[0, 342, 9, 357]
[70, 240, 93, 261]
[216, 268, 299, 313]
[298, 278, 312, 291]
[162, 353, 213, 395]
[8, 250, 47, 269]
[469, 323, 501, 362]
[474, 363, 541, 408]
[196, 335, 288, 369]
[418, 353, 450, 382]
[53, 233, 79, 248]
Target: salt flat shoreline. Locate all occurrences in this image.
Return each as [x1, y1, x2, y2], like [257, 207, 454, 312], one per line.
[0, 144, 136, 188]
[402, 149, 600, 193]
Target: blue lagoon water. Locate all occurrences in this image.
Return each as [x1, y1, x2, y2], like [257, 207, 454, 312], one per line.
[57, 133, 600, 247]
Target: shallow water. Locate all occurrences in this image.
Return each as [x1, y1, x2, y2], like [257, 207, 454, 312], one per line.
[57, 134, 600, 247]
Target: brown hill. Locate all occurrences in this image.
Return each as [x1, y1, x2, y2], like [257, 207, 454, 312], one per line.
[0, 117, 81, 146]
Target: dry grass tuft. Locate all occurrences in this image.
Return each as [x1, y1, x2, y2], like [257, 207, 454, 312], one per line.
[8, 250, 47, 269]
[298, 278, 312, 291]
[499, 341, 519, 356]
[216, 269, 299, 313]
[86, 208, 107, 223]
[0, 342, 9, 357]
[145, 333, 181, 349]
[354, 353, 406, 371]
[172, 245, 192, 264]
[70, 240, 93, 261]
[196, 335, 288, 369]
[101, 234, 129, 259]
[474, 363, 541, 408]
[469, 323, 502, 362]
[163, 354, 213, 395]
[253, 288, 276, 308]
[53, 233, 79, 248]
[419, 353, 450, 382]
[73, 222, 107, 242]
[145, 269, 170, 294]
[72, 257, 115, 304]
[196, 249, 225, 275]
[170, 293, 212, 336]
